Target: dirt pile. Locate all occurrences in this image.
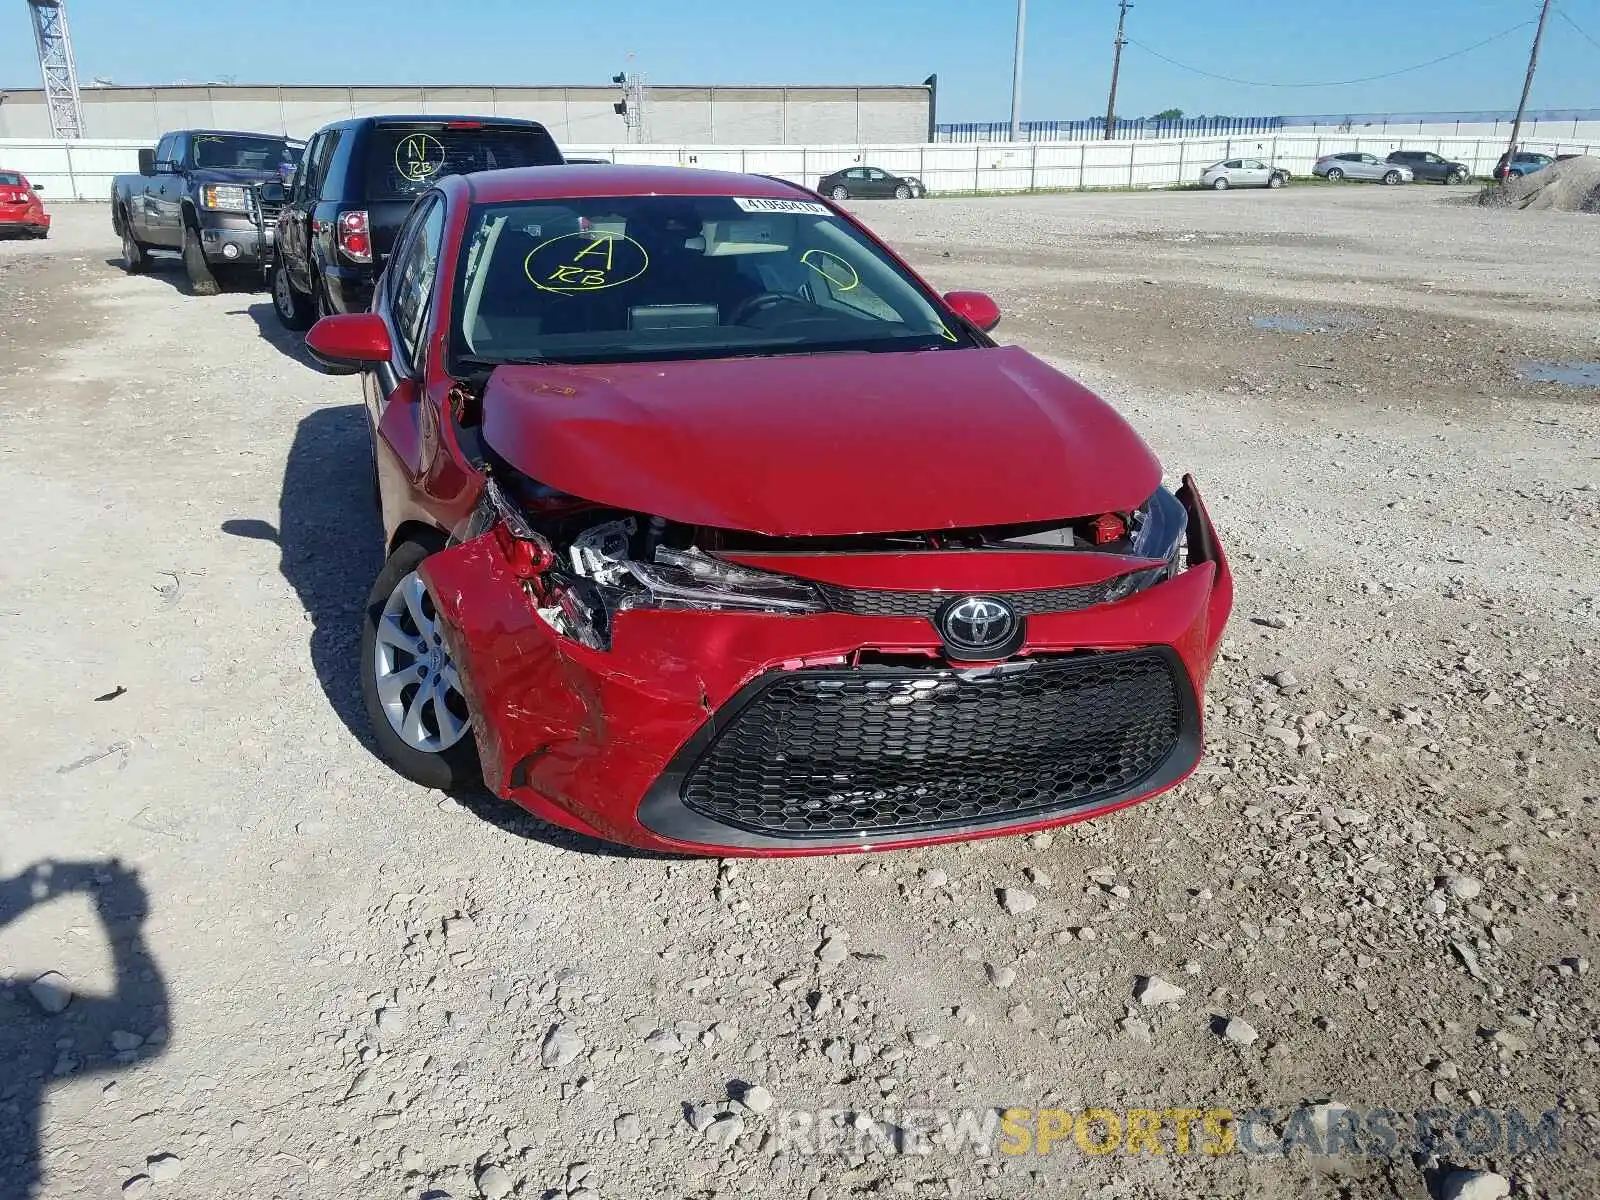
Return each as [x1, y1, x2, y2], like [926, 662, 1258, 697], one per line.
[1479, 154, 1600, 212]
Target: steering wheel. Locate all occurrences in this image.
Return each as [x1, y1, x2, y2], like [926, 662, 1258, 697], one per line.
[727, 291, 814, 326]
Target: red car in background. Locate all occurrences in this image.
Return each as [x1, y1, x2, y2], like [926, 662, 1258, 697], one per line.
[305, 165, 1233, 857]
[0, 169, 50, 238]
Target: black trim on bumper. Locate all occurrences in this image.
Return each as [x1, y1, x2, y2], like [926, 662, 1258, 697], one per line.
[636, 646, 1202, 851]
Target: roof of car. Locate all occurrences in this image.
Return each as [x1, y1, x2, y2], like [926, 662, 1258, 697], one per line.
[457, 164, 815, 204]
[320, 114, 553, 132]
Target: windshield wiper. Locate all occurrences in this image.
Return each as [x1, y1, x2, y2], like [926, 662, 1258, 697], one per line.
[455, 353, 559, 374]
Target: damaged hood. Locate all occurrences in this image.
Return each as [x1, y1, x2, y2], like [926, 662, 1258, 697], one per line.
[480, 346, 1162, 537]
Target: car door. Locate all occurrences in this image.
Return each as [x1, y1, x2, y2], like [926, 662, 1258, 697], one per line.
[284, 131, 333, 292]
[369, 194, 448, 518]
[1240, 159, 1271, 186]
[865, 168, 893, 197]
[139, 134, 174, 244]
[154, 133, 188, 246]
[1356, 154, 1383, 181]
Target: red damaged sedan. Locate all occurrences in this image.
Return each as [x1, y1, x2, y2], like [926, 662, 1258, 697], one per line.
[0, 169, 50, 238]
[305, 165, 1232, 856]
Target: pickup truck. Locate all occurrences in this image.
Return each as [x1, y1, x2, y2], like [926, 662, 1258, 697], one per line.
[111, 129, 302, 294]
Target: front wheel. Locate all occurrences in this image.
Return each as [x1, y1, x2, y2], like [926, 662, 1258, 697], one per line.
[1211, 177, 1230, 191]
[1449, 168, 1469, 185]
[181, 222, 220, 296]
[271, 256, 316, 331]
[360, 540, 481, 791]
[1383, 170, 1402, 186]
[1325, 167, 1344, 181]
[893, 184, 911, 200]
[1268, 173, 1286, 189]
[830, 185, 850, 201]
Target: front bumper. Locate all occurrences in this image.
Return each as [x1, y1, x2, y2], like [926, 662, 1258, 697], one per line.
[197, 211, 272, 265]
[422, 478, 1233, 857]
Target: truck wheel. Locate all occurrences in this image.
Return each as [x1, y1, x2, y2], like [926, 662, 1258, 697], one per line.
[182, 221, 220, 296]
[271, 256, 316, 331]
[120, 220, 147, 273]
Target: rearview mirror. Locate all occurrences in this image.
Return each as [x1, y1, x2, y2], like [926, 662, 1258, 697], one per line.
[306, 313, 393, 371]
[137, 148, 156, 177]
[944, 290, 1002, 334]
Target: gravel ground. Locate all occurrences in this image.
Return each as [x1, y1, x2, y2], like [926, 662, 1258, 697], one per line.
[1, 191, 1596, 1200]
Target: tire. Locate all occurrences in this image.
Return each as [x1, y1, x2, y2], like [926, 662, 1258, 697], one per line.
[181, 220, 220, 296]
[1268, 173, 1285, 189]
[1383, 171, 1402, 186]
[360, 539, 482, 791]
[271, 255, 316, 331]
[120, 218, 147, 273]
[830, 185, 850, 201]
[1211, 177, 1230, 191]
[1325, 167, 1344, 182]
[1450, 168, 1469, 185]
[894, 184, 911, 200]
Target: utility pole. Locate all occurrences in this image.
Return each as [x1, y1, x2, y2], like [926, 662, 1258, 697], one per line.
[1104, 0, 1132, 140]
[1010, 0, 1027, 141]
[1502, 0, 1553, 180]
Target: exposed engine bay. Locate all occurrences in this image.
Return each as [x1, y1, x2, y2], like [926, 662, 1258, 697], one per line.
[459, 462, 1192, 653]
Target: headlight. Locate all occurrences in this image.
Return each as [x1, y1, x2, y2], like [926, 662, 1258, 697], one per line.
[200, 184, 251, 212]
[1104, 487, 1187, 603]
[622, 548, 825, 614]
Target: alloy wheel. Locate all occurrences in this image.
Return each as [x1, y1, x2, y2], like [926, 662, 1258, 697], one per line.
[372, 571, 470, 753]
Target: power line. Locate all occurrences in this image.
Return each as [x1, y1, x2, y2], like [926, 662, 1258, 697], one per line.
[1557, 6, 1600, 52]
[1127, 20, 1534, 89]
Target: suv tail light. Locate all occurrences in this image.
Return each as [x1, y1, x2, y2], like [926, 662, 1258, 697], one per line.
[338, 209, 372, 264]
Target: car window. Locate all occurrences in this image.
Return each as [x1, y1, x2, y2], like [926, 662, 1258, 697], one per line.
[0, 171, 24, 187]
[391, 197, 447, 369]
[453, 194, 972, 367]
[365, 123, 562, 201]
[153, 135, 174, 168]
[1223, 160, 1242, 170]
[846, 168, 869, 180]
[308, 131, 342, 201]
[1244, 160, 1266, 170]
[867, 169, 888, 181]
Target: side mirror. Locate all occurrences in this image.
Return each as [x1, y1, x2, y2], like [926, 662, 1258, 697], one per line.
[944, 290, 1002, 334]
[138, 148, 157, 177]
[306, 313, 393, 371]
[260, 181, 286, 206]
[31, 183, 43, 193]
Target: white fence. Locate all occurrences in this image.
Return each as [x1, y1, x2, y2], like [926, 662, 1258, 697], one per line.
[7, 132, 1600, 203]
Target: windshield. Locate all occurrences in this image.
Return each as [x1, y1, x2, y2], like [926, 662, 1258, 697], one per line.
[453, 195, 970, 367]
[0, 171, 24, 187]
[190, 134, 295, 172]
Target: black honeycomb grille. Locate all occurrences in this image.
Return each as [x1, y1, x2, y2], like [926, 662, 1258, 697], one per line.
[679, 650, 1184, 838]
[816, 580, 1123, 620]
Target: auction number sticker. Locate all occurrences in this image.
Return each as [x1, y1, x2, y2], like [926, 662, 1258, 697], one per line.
[733, 197, 833, 216]
[396, 134, 446, 182]
[524, 231, 650, 294]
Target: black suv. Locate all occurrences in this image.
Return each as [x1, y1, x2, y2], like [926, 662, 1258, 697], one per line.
[1385, 150, 1471, 185]
[270, 115, 564, 328]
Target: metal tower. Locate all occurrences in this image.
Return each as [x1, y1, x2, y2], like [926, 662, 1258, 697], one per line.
[28, 0, 86, 138]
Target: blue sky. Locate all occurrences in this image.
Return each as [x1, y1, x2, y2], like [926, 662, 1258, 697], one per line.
[3, 0, 1598, 122]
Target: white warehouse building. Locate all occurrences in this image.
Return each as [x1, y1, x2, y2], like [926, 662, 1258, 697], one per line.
[0, 80, 938, 145]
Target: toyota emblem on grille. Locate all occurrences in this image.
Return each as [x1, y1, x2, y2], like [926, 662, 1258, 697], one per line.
[936, 595, 1022, 659]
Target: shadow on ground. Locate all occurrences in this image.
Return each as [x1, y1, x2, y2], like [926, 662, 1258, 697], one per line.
[0, 859, 169, 1194]
[232, 301, 322, 372]
[221, 403, 383, 755]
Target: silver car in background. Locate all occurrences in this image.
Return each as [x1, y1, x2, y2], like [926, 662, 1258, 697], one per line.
[1313, 152, 1413, 185]
[1200, 158, 1290, 191]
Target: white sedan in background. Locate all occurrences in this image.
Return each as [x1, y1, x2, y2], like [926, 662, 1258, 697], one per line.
[1200, 158, 1290, 190]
